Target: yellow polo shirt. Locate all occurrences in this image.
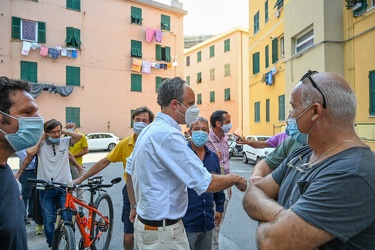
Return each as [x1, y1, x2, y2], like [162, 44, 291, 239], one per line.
[69, 130, 88, 165]
[106, 134, 135, 181]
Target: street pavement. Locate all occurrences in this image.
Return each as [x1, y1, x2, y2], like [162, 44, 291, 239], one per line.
[9, 152, 258, 250]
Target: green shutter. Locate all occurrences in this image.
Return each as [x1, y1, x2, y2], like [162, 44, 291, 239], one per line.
[197, 72, 202, 83]
[265, 0, 268, 22]
[224, 88, 230, 101]
[210, 45, 215, 57]
[66, 66, 80, 86]
[210, 91, 215, 102]
[224, 39, 230, 52]
[37, 22, 46, 43]
[73, 0, 81, 11]
[369, 71, 375, 115]
[156, 77, 162, 93]
[255, 102, 260, 122]
[65, 27, 73, 43]
[131, 74, 142, 92]
[12, 16, 21, 39]
[165, 47, 171, 62]
[20, 61, 37, 82]
[74, 29, 81, 45]
[197, 51, 201, 62]
[197, 94, 202, 104]
[155, 44, 161, 61]
[353, 0, 367, 17]
[161, 14, 170, 31]
[253, 52, 260, 74]
[265, 45, 269, 68]
[186, 76, 190, 85]
[278, 95, 285, 120]
[272, 38, 278, 63]
[266, 99, 270, 122]
[66, 107, 80, 127]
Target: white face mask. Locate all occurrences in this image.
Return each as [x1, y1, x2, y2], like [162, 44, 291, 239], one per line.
[177, 101, 200, 124]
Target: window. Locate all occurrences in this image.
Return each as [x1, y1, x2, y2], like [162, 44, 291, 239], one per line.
[197, 51, 202, 62]
[252, 52, 260, 75]
[20, 61, 37, 82]
[224, 64, 230, 77]
[131, 40, 142, 58]
[12, 17, 46, 43]
[186, 76, 190, 85]
[265, 0, 269, 23]
[272, 38, 278, 63]
[210, 45, 215, 58]
[280, 36, 285, 59]
[131, 6, 143, 25]
[210, 68, 215, 80]
[278, 95, 285, 121]
[254, 102, 260, 122]
[210, 91, 215, 102]
[369, 70, 375, 115]
[274, 0, 284, 10]
[197, 94, 202, 104]
[295, 29, 314, 54]
[254, 11, 259, 34]
[131, 74, 142, 92]
[66, 66, 80, 86]
[353, 0, 367, 16]
[197, 72, 202, 83]
[155, 44, 170, 62]
[161, 14, 170, 31]
[66, 107, 80, 127]
[65, 27, 81, 49]
[266, 99, 270, 122]
[156, 77, 167, 92]
[186, 56, 190, 67]
[224, 88, 230, 101]
[66, 0, 80, 11]
[265, 45, 269, 68]
[224, 39, 230, 52]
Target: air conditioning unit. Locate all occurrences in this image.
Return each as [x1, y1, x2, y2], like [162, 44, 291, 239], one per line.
[352, 2, 362, 10]
[276, 10, 280, 18]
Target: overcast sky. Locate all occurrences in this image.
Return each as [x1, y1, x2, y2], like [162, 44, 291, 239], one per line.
[155, 0, 249, 36]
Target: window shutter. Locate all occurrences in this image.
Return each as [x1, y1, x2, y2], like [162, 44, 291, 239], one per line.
[265, 45, 269, 68]
[197, 94, 202, 104]
[12, 16, 21, 39]
[38, 22, 46, 43]
[65, 27, 73, 43]
[165, 47, 171, 62]
[155, 44, 161, 61]
[73, 0, 81, 11]
[253, 52, 260, 74]
[131, 74, 142, 92]
[156, 77, 162, 93]
[272, 38, 278, 63]
[74, 29, 81, 45]
[369, 71, 375, 115]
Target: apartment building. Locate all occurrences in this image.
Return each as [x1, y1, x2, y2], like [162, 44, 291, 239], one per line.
[184, 27, 249, 135]
[0, 0, 186, 138]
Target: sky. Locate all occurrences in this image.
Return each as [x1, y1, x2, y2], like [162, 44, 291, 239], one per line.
[154, 0, 249, 36]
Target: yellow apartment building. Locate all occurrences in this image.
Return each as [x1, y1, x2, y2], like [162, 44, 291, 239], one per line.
[248, 0, 286, 136]
[0, 0, 186, 138]
[184, 27, 249, 135]
[343, 0, 375, 148]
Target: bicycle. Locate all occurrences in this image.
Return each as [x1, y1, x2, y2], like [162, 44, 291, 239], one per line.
[28, 175, 121, 250]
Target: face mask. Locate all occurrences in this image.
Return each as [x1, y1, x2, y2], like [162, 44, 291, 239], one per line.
[286, 105, 315, 145]
[133, 121, 148, 135]
[48, 136, 61, 144]
[0, 111, 44, 151]
[66, 128, 75, 132]
[177, 102, 200, 124]
[221, 123, 232, 133]
[191, 131, 208, 147]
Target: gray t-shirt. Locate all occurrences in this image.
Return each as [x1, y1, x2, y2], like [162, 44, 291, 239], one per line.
[272, 146, 375, 249]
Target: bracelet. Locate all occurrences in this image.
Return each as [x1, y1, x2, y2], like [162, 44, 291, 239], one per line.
[130, 204, 137, 209]
[271, 208, 285, 222]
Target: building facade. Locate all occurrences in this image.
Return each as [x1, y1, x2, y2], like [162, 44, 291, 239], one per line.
[184, 27, 249, 135]
[0, 0, 186, 138]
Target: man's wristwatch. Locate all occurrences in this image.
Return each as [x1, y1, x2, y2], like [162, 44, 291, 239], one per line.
[130, 204, 137, 209]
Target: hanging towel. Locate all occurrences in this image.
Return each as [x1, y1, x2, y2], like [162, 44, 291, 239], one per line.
[265, 72, 273, 85]
[71, 50, 77, 58]
[141, 61, 152, 73]
[160, 64, 167, 70]
[146, 28, 156, 42]
[40, 46, 49, 56]
[155, 30, 163, 43]
[30, 42, 39, 50]
[131, 59, 142, 72]
[48, 48, 60, 59]
[60, 48, 67, 56]
[21, 41, 32, 55]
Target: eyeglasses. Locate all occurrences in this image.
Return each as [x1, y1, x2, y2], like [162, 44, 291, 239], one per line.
[300, 70, 327, 109]
[287, 154, 313, 173]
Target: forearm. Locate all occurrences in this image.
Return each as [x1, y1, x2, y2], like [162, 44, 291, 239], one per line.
[15, 155, 33, 178]
[63, 130, 82, 144]
[252, 160, 273, 178]
[27, 137, 43, 156]
[206, 174, 242, 193]
[126, 174, 136, 205]
[81, 158, 110, 181]
[73, 147, 88, 158]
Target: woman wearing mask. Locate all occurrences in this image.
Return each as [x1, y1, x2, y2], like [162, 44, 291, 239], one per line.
[27, 119, 82, 249]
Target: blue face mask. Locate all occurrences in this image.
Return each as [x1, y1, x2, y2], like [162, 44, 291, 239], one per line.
[221, 123, 232, 133]
[0, 111, 44, 151]
[286, 105, 316, 145]
[48, 136, 61, 144]
[133, 122, 148, 135]
[191, 131, 208, 147]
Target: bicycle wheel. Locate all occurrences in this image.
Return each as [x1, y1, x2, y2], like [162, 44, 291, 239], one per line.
[52, 224, 76, 250]
[90, 193, 114, 250]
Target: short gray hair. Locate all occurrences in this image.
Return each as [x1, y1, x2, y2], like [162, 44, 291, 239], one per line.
[157, 77, 186, 108]
[299, 73, 356, 127]
[190, 116, 209, 128]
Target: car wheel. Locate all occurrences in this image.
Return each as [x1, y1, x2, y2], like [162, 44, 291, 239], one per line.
[108, 143, 116, 151]
[242, 153, 248, 164]
[255, 156, 262, 165]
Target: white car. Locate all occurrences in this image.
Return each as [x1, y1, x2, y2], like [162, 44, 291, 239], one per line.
[242, 135, 275, 164]
[85, 133, 120, 151]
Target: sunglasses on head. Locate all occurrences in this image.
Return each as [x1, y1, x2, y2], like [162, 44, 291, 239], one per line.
[300, 70, 327, 109]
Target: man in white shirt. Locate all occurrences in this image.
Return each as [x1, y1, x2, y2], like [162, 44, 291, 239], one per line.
[126, 77, 247, 249]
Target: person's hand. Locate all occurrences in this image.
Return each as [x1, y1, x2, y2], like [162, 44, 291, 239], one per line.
[129, 207, 136, 223]
[76, 165, 86, 175]
[14, 171, 21, 180]
[234, 175, 247, 192]
[214, 212, 222, 227]
[73, 177, 83, 185]
[233, 133, 247, 145]
[40, 133, 47, 141]
[216, 150, 223, 160]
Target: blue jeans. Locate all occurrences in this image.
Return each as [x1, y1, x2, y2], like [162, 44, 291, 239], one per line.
[39, 188, 70, 247]
[19, 170, 37, 218]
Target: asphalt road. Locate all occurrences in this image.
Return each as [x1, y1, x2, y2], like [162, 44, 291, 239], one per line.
[10, 152, 259, 250]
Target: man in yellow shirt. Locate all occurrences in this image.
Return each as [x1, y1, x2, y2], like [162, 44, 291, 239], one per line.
[74, 106, 154, 250]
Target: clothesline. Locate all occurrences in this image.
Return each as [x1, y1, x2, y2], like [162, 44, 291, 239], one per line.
[21, 41, 78, 59]
[131, 58, 172, 73]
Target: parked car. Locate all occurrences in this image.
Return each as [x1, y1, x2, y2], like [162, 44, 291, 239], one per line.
[242, 135, 275, 164]
[85, 133, 120, 151]
[228, 140, 243, 158]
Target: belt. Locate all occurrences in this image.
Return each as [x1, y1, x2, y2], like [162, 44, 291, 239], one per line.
[138, 216, 180, 227]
